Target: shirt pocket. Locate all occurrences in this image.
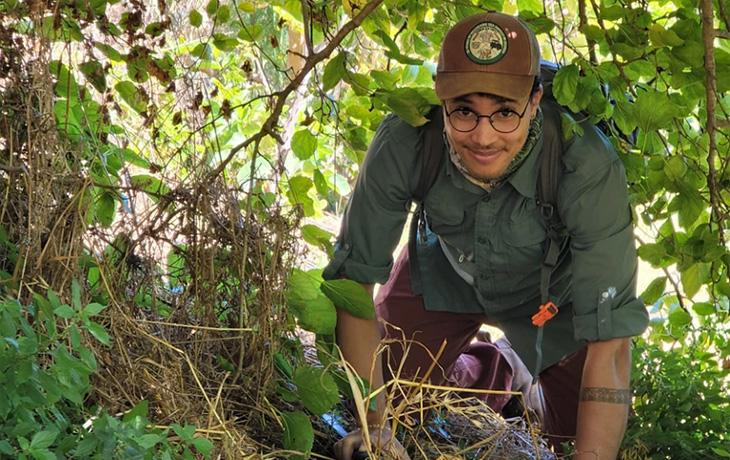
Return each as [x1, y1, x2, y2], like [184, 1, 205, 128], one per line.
[424, 200, 466, 235]
[502, 203, 546, 273]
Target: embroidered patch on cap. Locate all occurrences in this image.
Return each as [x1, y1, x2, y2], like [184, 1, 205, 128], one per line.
[465, 22, 508, 64]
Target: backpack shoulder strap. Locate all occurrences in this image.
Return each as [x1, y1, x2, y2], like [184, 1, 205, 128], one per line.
[532, 99, 568, 381]
[413, 105, 445, 203]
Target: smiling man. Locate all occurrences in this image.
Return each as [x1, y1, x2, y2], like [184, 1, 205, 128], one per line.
[325, 12, 649, 460]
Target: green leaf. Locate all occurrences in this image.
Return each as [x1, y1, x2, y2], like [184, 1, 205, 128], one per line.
[552, 64, 580, 107]
[290, 293, 337, 335]
[301, 224, 333, 256]
[79, 61, 107, 93]
[673, 190, 705, 229]
[640, 276, 667, 305]
[136, 433, 162, 449]
[668, 308, 692, 328]
[692, 302, 715, 316]
[637, 243, 668, 267]
[192, 437, 214, 457]
[115, 81, 148, 114]
[190, 10, 203, 27]
[281, 411, 314, 460]
[648, 23, 684, 47]
[286, 175, 315, 216]
[381, 88, 429, 126]
[94, 43, 123, 61]
[30, 449, 56, 460]
[122, 399, 149, 423]
[321, 279, 374, 319]
[83, 302, 107, 317]
[681, 262, 710, 299]
[517, 0, 543, 13]
[121, 148, 151, 168]
[86, 321, 111, 345]
[293, 366, 340, 415]
[313, 169, 329, 197]
[291, 129, 317, 160]
[54, 305, 76, 319]
[206, 0, 219, 16]
[633, 90, 677, 132]
[665, 156, 687, 182]
[130, 174, 171, 202]
[711, 447, 730, 458]
[323, 52, 347, 92]
[172, 424, 196, 442]
[29, 429, 58, 450]
[72, 278, 81, 310]
[95, 191, 117, 227]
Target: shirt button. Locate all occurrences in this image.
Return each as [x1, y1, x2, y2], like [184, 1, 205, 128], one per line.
[477, 236, 487, 245]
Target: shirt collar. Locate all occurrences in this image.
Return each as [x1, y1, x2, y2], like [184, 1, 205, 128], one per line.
[507, 131, 543, 199]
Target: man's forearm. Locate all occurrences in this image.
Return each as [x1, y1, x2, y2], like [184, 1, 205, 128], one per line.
[574, 337, 632, 459]
[335, 284, 387, 426]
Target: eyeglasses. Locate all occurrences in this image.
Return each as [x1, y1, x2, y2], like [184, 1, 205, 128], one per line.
[444, 99, 531, 134]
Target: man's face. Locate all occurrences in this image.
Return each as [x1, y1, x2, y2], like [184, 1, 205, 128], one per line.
[442, 88, 543, 180]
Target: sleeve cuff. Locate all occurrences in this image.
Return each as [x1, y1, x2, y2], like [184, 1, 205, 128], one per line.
[322, 243, 393, 284]
[573, 298, 649, 342]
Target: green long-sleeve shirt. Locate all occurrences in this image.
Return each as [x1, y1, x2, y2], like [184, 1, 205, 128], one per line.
[324, 104, 649, 371]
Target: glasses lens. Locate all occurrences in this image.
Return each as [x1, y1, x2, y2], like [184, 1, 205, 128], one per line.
[490, 116, 521, 133]
[448, 111, 478, 132]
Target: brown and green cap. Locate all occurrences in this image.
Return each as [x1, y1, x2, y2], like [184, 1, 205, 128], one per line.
[435, 12, 541, 102]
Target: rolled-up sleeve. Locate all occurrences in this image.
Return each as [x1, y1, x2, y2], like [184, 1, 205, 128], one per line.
[560, 134, 649, 342]
[322, 115, 419, 284]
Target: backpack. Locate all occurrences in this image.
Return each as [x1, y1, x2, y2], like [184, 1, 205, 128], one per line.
[408, 61, 606, 378]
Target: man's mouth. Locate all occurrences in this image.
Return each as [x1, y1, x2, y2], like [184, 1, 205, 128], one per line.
[466, 147, 502, 164]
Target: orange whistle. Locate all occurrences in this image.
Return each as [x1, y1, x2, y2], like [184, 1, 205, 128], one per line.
[532, 302, 559, 327]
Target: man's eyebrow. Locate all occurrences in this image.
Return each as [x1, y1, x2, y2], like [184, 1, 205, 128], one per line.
[450, 93, 517, 105]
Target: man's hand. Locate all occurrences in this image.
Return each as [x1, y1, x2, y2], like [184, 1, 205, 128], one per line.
[333, 426, 411, 460]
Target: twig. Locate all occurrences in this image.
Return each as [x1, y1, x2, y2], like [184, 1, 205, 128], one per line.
[208, 0, 385, 181]
[700, 0, 727, 250]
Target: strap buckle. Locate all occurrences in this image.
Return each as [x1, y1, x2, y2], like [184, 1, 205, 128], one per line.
[531, 301, 559, 327]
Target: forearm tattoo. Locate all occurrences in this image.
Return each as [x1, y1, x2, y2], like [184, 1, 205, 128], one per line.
[580, 387, 632, 405]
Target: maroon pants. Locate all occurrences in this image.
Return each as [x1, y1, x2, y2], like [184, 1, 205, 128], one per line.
[374, 248, 586, 449]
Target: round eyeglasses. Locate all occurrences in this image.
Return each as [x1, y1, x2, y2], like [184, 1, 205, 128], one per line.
[444, 99, 532, 134]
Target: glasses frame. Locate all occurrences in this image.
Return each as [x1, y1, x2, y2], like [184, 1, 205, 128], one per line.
[444, 98, 532, 134]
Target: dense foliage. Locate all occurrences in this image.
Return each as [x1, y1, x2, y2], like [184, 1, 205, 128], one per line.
[1, 0, 728, 457]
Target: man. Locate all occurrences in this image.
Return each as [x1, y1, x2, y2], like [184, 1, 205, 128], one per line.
[324, 11, 649, 460]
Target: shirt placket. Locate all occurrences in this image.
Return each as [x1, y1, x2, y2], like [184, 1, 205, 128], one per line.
[474, 194, 498, 305]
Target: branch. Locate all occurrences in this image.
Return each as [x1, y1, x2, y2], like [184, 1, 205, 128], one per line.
[717, 29, 730, 39]
[578, 0, 598, 64]
[208, 0, 385, 181]
[700, 0, 726, 248]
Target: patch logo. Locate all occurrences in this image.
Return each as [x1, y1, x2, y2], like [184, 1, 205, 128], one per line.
[465, 22, 508, 64]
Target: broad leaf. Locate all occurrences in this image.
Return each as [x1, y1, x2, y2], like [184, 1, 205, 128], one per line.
[323, 52, 347, 92]
[293, 366, 339, 415]
[321, 279, 374, 319]
[668, 308, 692, 328]
[301, 224, 333, 256]
[552, 64, 579, 107]
[29, 430, 58, 450]
[286, 175, 315, 216]
[640, 276, 667, 305]
[692, 302, 715, 316]
[291, 129, 317, 160]
[681, 262, 710, 299]
[281, 411, 314, 460]
[115, 81, 148, 114]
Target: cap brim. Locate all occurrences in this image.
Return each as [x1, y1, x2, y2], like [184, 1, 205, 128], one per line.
[435, 72, 534, 102]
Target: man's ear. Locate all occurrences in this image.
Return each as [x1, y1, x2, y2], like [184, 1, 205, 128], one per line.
[531, 83, 544, 106]
[530, 83, 544, 117]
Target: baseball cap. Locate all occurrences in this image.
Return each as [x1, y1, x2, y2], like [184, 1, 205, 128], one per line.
[435, 12, 541, 102]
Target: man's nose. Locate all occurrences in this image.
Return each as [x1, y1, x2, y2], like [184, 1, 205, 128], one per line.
[470, 117, 498, 144]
